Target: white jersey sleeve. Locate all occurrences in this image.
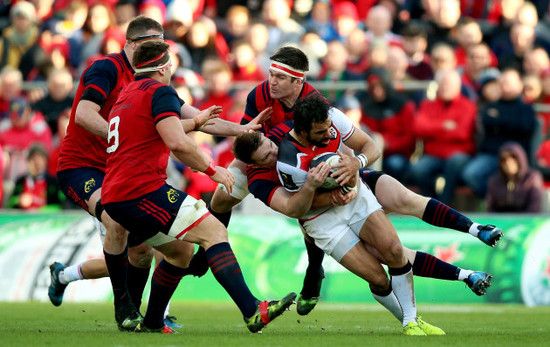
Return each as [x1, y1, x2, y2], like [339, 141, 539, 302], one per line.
[329, 107, 355, 142]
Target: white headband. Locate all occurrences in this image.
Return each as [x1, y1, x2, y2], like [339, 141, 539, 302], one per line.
[269, 61, 305, 79]
[134, 57, 171, 74]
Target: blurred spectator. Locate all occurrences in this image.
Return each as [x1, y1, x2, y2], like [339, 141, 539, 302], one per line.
[461, 43, 493, 100]
[430, 42, 457, 74]
[0, 2, 39, 69]
[230, 40, 266, 81]
[245, 22, 271, 73]
[331, 1, 360, 42]
[20, 30, 72, 82]
[72, 3, 115, 70]
[522, 74, 543, 104]
[459, 0, 502, 25]
[401, 22, 433, 80]
[365, 5, 402, 47]
[385, 45, 411, 91]
[410, 69, 477, 204]
[1, 97, 53, 188]
[164, 0, 193, 43]
[357, 67, 416, 182]
[538, 69, 550, 136]
[7, 144, 63, 210]
[487, 142, 544, 213]
[138, 0, 166, 26]
[30, 0, 57, 29]
[316, 40, 355, 102]
[303, 1, 338, 42]
[498, 23, 537, 72]
[184, 17, 221, 73]
[32, 68, 74, 136]
[197, 59, 236, 128]
[0, 67, 23, 119]
[261, 0, 304, 55]
[523, 47, 550, 76]
[453, 17, 498, 69]
[55, 1, 88, 67]
[297, 31, 325, 78]
[114, 0, 137, 32]
[477, 68, 501, 109]
[424, 0, 461, 50]
[462, 69, 537, 197]
[344, 28, 369, 79]
[220, 5, 251, 48]
[367, 39, 389, 69]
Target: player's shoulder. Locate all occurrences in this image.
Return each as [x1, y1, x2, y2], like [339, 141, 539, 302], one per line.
[278, 135, 302, 166]
[251, 80, 272, 106]
[267, 121, 293, 144]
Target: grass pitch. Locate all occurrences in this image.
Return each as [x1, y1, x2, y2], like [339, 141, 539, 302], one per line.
[1, 302, 548, 346]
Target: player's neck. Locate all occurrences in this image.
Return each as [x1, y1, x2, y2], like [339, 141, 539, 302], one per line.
[289, 129, 310, 147]
[279, 87, 302, 108]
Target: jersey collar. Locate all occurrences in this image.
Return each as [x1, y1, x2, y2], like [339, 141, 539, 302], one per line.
[121, 50, 134, 73]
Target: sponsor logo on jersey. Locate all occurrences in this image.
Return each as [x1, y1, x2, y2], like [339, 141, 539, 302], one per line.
[279, 171, 299, 190]
[329, 127, 337, 139]
[167, 188, 180, 203]
[84, 178, 96, 193]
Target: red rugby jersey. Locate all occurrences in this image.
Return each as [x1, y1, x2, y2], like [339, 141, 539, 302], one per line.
[57, 51, 134, 172]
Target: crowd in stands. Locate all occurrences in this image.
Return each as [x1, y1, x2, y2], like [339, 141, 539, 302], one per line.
[1, 0, 550, 213]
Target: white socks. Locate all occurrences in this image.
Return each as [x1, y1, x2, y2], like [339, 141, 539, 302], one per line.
[458, 269, 474, 281]
[469, 223, 481, 237]
[372, 289, 403, 322]
[58, 264, 84, 284]
[390, 265, 417, 327]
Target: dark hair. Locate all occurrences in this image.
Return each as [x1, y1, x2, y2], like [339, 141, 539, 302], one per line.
[27, 144, 48, 160]
[400, 23, 427, 39]
[292, 94, 331, 134]
[133, 41, 170, 77]
[233, 132, 262, 164]
[126, 15, 163, 40]
[270, 46, 309, 73]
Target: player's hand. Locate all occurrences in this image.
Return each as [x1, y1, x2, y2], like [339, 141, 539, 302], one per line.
[330, 150, 361, 186]
[209, 166, 235, 194]
[330, 187, 357, 206]
[242, 107, 273, 132]
[306, 161, 331, 189]
[196, 105, 222, 130]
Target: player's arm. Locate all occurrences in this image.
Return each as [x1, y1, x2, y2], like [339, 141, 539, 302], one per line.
[332, 128, 381, 186]
[155, 88, 234, 192]
[180, 103, 270, 135]
[75, 59, 118, 139]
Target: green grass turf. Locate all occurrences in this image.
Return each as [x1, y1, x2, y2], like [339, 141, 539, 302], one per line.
[1, 302, 549, 346]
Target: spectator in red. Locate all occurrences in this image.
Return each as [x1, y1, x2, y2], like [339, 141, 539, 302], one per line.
[454, 18, 498, 69]
[164, 0, 193, 44]
[401, 22, 433, 81]
[356, 67, 416, 183]
[230, 40, 266, 82]
[184, 17, 222, 73]
[331, 0, 360, 43]
[197, 59, 237, 138]
[487, 142, 544, 213]
[0, 67, 23, 119]
[220, 5, 250, 49]
[7, 144, 63, 210]
[1, 97, 53, 186]
[345, 28, 369, 79]
[459, 0, 502, 26]
[21, 31, 73, 82]
[114, 0, 137, 32]
[410, 69, 477, 204]
[522, 74, 543, 104]
[138, 0, 166, 25]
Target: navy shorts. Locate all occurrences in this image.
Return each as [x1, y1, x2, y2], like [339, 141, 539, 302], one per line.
[57, 168, 105, 212]
[104, 184, 189, 246]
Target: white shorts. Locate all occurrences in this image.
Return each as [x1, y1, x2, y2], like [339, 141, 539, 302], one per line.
[145, 195, 209, 247]
[218, 166, 249, 200]
[300, 182, 383, 262]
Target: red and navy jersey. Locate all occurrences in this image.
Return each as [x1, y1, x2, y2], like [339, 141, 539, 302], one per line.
[247, 121, 293, 206]
[241, 80, 320, 134]
[58, 51, 134, 172]
[276, 108, 354, 193]
[102, 76, 184, 203]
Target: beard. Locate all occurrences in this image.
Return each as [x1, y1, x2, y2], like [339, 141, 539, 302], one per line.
[307, 135, 330, 148]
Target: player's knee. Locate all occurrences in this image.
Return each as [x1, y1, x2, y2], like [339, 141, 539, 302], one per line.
[384, 239, 405, 266]
[129, 243, 154, 268]
[162, 241, 194, 268]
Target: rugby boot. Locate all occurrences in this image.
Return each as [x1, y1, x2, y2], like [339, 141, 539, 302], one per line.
[477, 225, 503, 247]
[465, 271, 493, 296]
[403, 322, 427, 336]
[48, 262, 67, 307]
[244, 292, 296, 333]
[417, 317, 445, 335]
[134, 322, 176, 334]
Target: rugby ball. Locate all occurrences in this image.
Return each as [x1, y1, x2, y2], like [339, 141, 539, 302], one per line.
[309, 153, 341, 189]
